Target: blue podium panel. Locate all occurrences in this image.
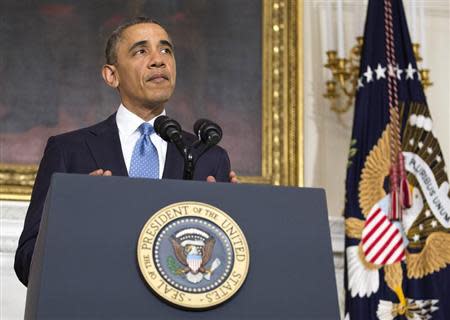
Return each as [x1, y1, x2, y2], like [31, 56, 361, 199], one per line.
[26, 174, 339, 319]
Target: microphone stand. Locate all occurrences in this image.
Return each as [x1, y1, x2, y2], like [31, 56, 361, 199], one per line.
[178, 145, 194, 180]
[183, 149, 195, 180]
[169, 134, 195, 180]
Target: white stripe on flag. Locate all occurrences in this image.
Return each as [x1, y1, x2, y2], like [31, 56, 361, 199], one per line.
[372, 232, 403, 265]
[364, 208, 385, 231]
[362, 218, 391, 251]
[384, 240, 405, 264]
[364, 226, 397, 262]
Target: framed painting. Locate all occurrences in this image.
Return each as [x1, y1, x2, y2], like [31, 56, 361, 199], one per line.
[0, 0, 303, 200]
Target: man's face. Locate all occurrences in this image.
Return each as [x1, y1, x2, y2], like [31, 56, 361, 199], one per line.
[112, 23, 176, 109]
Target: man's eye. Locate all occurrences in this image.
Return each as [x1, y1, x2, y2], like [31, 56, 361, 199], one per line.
[161, 48, 172, 54]
[134, 49, 146, 55]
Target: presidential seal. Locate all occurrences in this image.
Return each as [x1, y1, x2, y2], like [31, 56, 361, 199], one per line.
[137, 201, 250, 309]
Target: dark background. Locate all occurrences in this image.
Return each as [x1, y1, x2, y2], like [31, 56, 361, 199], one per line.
[0, 0, 262, 175]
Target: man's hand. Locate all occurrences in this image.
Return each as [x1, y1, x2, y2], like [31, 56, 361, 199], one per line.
[207, 171, 238, 183]
[89, 169, 112, 176]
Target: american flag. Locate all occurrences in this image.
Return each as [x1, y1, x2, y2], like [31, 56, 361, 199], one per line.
[344, 0, 450, 319]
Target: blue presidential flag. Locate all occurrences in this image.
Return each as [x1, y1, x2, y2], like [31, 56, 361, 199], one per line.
[344, 0, 450, 319]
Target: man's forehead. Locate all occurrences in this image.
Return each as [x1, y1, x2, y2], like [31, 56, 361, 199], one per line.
[120, 23, 171, 44]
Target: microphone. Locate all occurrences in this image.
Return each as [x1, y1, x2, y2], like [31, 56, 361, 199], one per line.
[193, 119, 223, 146]
[154, 115, 195, 180]
[154, 115, 183, 144]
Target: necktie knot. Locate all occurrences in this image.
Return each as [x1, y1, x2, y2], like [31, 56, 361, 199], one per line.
[139, 123, 154, 136]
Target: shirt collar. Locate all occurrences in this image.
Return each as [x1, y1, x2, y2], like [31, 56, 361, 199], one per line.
[116, 103, 166, 137]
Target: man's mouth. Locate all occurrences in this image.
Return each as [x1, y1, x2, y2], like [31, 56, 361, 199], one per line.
[147, 74, 169, 83]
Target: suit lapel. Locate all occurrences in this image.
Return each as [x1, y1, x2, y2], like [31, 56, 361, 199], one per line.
[85, 113, 128, 177]
[162, 142, 184, 179]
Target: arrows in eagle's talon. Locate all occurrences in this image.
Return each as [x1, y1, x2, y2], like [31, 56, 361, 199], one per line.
[204, 258, 221, 280]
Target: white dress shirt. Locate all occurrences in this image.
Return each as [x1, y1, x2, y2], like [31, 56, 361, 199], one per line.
[116, 104, 167, 178]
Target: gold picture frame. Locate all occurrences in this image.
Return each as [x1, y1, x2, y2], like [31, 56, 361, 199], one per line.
[0, 0, 303, 201]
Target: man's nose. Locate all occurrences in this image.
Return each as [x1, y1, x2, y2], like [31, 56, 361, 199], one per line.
[148, 53, 165, 68]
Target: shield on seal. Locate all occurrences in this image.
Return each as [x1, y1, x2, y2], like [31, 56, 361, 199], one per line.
[187, 251, 202, 273]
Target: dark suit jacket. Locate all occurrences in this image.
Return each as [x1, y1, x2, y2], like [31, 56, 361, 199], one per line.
[14, 113, 230, 286]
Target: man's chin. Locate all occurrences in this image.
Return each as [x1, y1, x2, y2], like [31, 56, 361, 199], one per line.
[142, 95, 171, 109]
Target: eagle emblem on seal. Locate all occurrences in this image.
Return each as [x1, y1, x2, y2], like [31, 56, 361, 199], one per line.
[170, 228, 221, 283]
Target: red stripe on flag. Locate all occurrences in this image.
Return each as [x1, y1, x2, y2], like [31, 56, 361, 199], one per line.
[388, 245, 405, 264]
[365, 208, 381, 226]
[364, 222, 391, 255]
[368, 228, 399, 263]
[362, 213, 387, 243]
[381, 236, 404, 265]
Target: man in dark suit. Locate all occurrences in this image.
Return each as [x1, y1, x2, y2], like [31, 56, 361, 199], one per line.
[15, 17, 236, 286]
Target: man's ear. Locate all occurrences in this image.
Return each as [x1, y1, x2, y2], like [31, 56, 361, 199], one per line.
[102, 64, 119, 88]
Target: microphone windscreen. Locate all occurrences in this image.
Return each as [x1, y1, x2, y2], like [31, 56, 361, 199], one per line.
[193, 118, 222, 145]
[154, 115, 182, 142]
[193, 119, 209, 137]
[154, 115, 170, 136]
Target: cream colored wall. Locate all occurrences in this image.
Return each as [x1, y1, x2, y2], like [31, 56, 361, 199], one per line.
[303, 0, 450, 217]
[425, 5, 450, 163]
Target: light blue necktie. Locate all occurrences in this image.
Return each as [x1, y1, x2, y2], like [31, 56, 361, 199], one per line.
[129, 123, 159, 179]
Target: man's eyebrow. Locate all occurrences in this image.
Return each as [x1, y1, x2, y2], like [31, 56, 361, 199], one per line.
[128, 40, 148, 53]
[128, 40, 174, 53]
[160, 40, 174, 50]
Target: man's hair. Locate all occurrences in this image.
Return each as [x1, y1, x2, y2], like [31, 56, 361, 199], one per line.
[105, 16, 161, 65]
